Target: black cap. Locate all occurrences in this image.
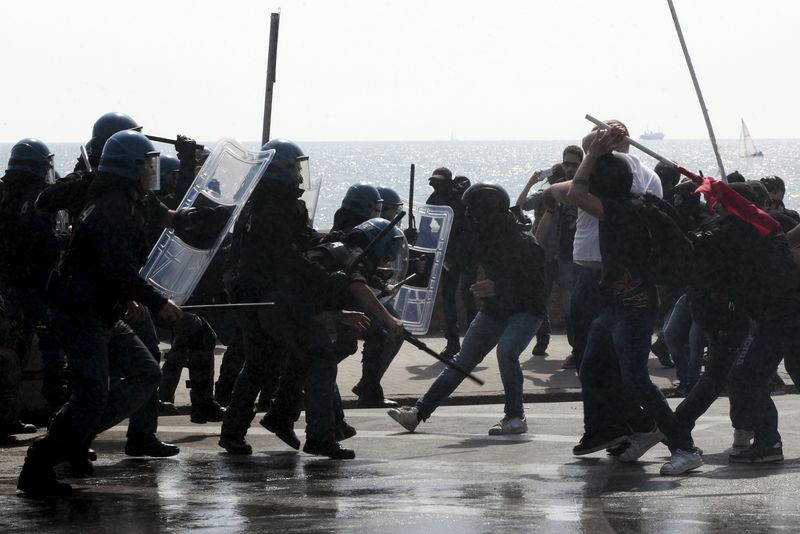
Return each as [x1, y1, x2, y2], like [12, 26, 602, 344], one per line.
[429, 167, 452, 181]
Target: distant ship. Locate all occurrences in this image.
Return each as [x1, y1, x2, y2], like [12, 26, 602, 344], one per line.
[639, 130, 664, 140]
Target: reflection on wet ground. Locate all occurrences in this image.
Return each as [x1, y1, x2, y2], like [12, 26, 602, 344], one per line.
[3, 400, 800, 532]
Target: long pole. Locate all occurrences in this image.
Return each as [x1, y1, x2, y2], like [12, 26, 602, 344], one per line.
[666, 0, 727, 181]
[408, 163, 416, 229]
[261, 12, 281, 145]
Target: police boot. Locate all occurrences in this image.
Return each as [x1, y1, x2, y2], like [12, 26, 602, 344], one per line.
[218, 435, 253, 455]
[188, 352, 225, 424]
[125, 434, 180, 457]
[159, 350, 187, 404]
[259, 412, 300, 450]
[214, 342, 245, 407]
[17, 436, 72, 496]
[302, 439, 356, 460]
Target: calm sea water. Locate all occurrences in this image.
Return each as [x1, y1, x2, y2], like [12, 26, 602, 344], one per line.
[3, 139, 799, 229]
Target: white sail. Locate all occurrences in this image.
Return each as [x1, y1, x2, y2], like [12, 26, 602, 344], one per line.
[738, 119, 762, 157]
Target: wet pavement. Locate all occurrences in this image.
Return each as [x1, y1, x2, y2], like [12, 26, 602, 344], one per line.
[4, 397, 800, 532]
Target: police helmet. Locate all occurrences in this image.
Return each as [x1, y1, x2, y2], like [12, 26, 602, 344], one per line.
[87, 112, 142, 158]
[7, 138, 55, 183]
[343, 184, 383, 219]
[159, 154, 181, 190]
[377, 186, 403, 220]
[260, 138, 310, 191]
[98, 130, 160, 189]
[462, 182, 510, 221]
[349, 217, 409, 283]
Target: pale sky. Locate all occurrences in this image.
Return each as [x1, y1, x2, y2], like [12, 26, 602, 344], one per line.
[1, 0, 797, 143]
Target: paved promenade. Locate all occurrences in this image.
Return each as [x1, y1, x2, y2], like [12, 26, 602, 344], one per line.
[171, 332, 793, 409]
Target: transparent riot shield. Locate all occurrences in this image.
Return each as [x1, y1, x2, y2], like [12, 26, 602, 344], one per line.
[139, 138, 274, 305]
[300, 157, 322, 225]
[390, 204, 453, 335]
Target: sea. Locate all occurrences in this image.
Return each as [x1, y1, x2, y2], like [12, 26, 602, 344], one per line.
[2, 138, 799, 229]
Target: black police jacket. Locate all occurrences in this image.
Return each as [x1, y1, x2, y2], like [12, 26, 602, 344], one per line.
[227, 194, 341, 317]
[0, 171, 60, 292]
[54, 183, 167, 323]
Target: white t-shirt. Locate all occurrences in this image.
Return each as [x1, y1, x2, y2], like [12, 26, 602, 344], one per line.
[572, 153, 662, 263]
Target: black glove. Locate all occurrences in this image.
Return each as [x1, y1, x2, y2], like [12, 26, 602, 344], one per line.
[174, 206, 232, 232]
[403, 227, 418, 245]
[175, 135, 198, 163]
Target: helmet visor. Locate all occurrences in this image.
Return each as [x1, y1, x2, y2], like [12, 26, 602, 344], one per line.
[44, 153, 55, 185]
[296, 156, 311, 191]
[375, 234, 409, 285]
[142, 151, 161, 191]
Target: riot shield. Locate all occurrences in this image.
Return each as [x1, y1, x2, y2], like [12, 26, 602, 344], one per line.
[139, 138, 274, 305]
[390, 204, 453, 335]
[301, 157, 322, 225]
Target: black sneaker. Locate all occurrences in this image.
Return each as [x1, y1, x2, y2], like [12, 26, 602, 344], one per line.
[573, 431, 628, 456]
[438, 341, 460, 360]
[729, 442, 783, 464]
[259, 416, 300, 450]
[303, 439, 355, 460]
[125, 435, 180, 457]
[218, 435, 253, 455]
[532, 334, 550, 356]
[651, 338, 674, 368]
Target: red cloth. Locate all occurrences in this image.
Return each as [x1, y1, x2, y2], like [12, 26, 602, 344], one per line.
[677, 168, 780, 235]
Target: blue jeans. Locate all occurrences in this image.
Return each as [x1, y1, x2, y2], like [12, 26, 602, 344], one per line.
[580, 307, 692, 451]
[663, 294, 706, 385]
[418, 311, 541, 419]
[728, 314, 800, 445]
[568, 266, 604, 370]
[557, 259, 579, 346]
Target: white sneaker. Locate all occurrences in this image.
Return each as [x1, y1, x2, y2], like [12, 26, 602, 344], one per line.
[660, 448, 703, 476]
[732, 429, 755, 450]
[618, 428, 665, 463]
[388, 406, 421, 432]
[488, 416, 528, 436]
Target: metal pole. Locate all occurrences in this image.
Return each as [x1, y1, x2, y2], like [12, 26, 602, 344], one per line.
[261, 12, 281, 145]
[666, 0, 727, 181]
[408, 163, 416, 229]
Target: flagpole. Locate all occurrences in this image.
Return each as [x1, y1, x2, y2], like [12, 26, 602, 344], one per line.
[666, 0, 727, 182]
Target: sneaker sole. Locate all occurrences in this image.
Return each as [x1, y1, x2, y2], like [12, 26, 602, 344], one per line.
[660, 457, 703, 475]
[488, 426, 528, 436]
[573, 435, 628, 456]
[618, 432, 665, 463]
[387, 411, 418, 433]
[729, 453, 784, 464]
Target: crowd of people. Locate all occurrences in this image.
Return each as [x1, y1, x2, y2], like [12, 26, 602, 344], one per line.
[2, 113, 798, 497]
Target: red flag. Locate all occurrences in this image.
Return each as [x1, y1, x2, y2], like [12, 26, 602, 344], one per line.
[692, 176, 780, 236]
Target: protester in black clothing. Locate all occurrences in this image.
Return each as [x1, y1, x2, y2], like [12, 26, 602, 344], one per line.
[17, 130, 184, 496]
[761, 175, 800, 223]
[545, 128, 703, 476]
[426, 167, 477, 358]
[389, 183, 545, 435]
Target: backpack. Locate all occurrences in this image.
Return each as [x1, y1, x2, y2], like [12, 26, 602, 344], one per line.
[632, 193, 694, 288]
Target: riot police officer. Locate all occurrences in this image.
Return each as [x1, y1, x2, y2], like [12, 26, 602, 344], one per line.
[17, 130, 184, 496]
[219, 139, 356, 459]
[0, 138, 63, 426]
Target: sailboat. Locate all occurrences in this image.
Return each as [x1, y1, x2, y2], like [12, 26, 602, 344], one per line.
[738, 119, 763, 157]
